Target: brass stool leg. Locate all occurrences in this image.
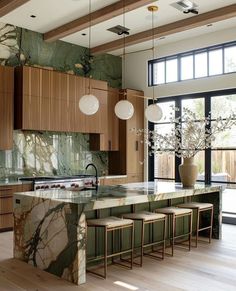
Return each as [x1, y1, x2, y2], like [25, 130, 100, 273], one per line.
[189, 212, 192, 251]
[120, 228, 123, 260]
[112, 229, 114, 263]
[196, 209, 200, 248]
[140, 220, 145, 266]
[163, 217, 166, 259]
[104, 226, 108, 279]
[131, 224, 134, 269]
[209, 206, 214, 243]
[172, 214, 175, 256]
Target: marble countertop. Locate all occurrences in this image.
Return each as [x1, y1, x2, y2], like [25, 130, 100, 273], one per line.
[14, 181, 222, 210]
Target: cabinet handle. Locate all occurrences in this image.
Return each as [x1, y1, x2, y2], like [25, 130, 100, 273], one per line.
[135, 141, 139, 151]
[108, 140, 111, 150]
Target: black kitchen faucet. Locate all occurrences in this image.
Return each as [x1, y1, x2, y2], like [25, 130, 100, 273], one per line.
[85, 163, 98, 191]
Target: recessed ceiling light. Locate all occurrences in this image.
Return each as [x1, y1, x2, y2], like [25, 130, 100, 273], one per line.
[207, 23, 213, 27]
[30, 15, 36, 18]
[82, 33, 86, 36]
[159, 36, 165, 40]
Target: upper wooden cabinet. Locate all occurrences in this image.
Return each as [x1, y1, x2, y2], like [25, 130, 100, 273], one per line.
[90, 86, 119, 151]
[0, 66, 14, 150]
[108, 89, 144, 182]
[14, 66, 108, 134]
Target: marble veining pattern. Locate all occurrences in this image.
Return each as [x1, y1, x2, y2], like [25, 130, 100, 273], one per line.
[14, 196, 86, 284]
[13, 182, 222, 285]
[0, 131, 108, 179]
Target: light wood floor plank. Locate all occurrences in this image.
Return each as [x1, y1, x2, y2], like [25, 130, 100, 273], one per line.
[0, 224, 236, 290]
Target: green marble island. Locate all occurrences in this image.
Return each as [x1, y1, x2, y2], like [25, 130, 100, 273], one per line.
[13, 182, 222, 285]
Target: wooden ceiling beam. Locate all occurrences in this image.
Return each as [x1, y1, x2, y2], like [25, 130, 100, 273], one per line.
[0, 0, 30, 17]
[91, 4, 236, 55]
[44, 0, 156, 43]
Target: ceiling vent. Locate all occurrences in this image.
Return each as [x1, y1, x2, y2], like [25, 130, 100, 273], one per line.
[171, 0, 198, 14]
[107, 25, 130, 36]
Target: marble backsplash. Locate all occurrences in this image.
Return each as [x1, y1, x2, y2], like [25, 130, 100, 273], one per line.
[0, 131, 108, 179]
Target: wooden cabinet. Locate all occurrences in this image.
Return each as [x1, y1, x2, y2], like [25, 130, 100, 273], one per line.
[15, 66, 47, 130]
[0, 66, 14, 150]
[99, 176, 127, 186]
[0, 183, 32, 232]
[90, 86, 119, 151]
[108, 89, 144, 182]
[14, 66, 108, 134]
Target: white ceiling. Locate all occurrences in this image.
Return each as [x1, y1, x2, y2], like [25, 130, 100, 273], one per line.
[1, 0, 236, 55]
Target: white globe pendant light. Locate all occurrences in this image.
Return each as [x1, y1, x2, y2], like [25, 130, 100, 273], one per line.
[79, 0, 99, 116]
[114, 1, 134, 121]
[79, 94, 99, 115]
[145, 103, 163, 123]
[115, 99, 134, 120]
[145, 5, 163, 123]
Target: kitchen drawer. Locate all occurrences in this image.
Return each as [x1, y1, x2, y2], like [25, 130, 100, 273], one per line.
[0, 196, 13, 214]
[0, 213, 13, 230]
[0, 188, 13, 198]
[101, 177, 127, 186]
[21, 183, 33, 192]
[127, 174, 143, 183]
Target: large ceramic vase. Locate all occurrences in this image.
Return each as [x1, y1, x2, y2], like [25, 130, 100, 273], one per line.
[179, 157, 198, 187]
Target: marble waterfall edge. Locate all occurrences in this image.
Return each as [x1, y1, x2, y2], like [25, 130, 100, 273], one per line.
[14, 195, 86, 285]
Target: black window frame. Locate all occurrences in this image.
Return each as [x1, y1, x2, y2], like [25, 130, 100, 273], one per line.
[148, 87, 236, 186]
[148, 40, 236, 86]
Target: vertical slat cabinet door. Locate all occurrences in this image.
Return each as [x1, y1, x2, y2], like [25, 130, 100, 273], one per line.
[41, 69, 51, 131]
[86, 78, 107, 134]
[0, 66, 13, 149]
[0, 93, 13, 149]
[107, 87, 119, 151]
[68, 74, 76, 132]
[75, 76, 87, 132]
[50, 71, 61, 131]
[126, 90, 138, 175]
[21, 66, 30, 128]
[60, 73, 69, 132]
[22, 67, 41, 130]
[135, 92, 144, 180]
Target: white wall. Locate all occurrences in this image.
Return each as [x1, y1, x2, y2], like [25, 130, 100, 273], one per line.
[123, 26, 236, 180]
[124, 26, 236, 99]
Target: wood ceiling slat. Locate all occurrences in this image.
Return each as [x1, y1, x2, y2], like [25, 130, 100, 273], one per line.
[91, 4, 236, 55]
[44, 0, 157, 42]
[0, 0, 30, 17]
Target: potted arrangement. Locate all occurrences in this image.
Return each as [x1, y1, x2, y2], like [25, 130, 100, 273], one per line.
[134, 106, 236, 187]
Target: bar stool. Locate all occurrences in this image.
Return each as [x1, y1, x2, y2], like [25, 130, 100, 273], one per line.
[86, 216, 134, 279]
[155, 207, 192, 256]
[122, 211, 166, 266]
[177, 202, 213, 247]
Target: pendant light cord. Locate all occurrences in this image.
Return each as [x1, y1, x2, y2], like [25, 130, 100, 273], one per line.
[152, 8, 155, 104]
[123, 0, 126, 92]
[88, 0, 92, 94]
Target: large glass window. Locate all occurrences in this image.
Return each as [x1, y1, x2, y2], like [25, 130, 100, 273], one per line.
[154, 61, 165, 84]
[209, 48, 223, 76]
[149, 89, 236, 221]
[194, 51, 208, 78]
[148, 41, 236, 86]
[224, 45, 236, 73]
[166, 58, 178, 83]
[181, 54, 193, 80]
[153, 101, 175, 180]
